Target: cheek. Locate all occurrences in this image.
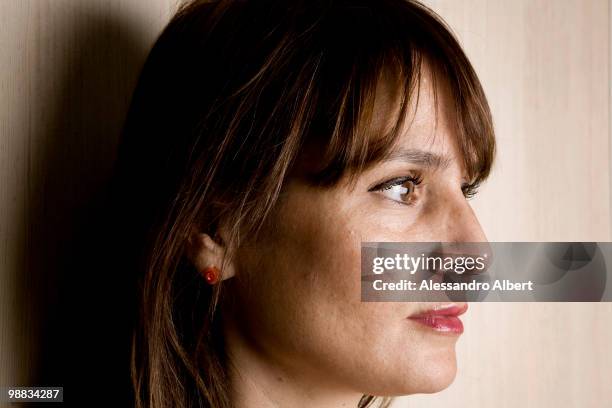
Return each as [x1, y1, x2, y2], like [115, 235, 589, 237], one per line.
[235, 192, 367, 347]
[230, 186, 459, 394]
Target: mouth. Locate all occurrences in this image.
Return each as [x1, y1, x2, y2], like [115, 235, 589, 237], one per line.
[407, 303, 468, 335]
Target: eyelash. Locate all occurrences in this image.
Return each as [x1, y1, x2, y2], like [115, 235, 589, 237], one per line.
[370, 174, 480, 205]
[461, 182, 480, 200]
[369, 173, 424, 206]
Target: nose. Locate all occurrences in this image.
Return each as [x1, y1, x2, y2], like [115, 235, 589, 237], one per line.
[443, 192, 488, 243]
[436, 193, 492, 274]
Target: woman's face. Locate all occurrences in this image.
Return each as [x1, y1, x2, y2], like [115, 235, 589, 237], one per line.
[226, 67, 488, 398]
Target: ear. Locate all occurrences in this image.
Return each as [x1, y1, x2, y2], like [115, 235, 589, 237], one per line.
[185, 225, 236, 281]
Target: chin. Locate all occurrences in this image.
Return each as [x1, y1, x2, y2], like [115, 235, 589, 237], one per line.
[372, 351, 459, 396]
[415, 358, 458, 394]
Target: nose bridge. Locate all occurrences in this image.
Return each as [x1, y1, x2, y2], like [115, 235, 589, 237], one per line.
[443, 193, 488, 244]
[436, 196, 492, 274]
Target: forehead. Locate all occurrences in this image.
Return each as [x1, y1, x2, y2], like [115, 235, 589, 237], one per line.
[372, 64, 461, 163]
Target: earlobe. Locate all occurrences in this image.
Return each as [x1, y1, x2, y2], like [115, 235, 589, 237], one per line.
[185, 227, 236, 283]
[201, 265, 222, 285]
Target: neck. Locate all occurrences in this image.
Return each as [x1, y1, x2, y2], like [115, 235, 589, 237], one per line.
[223, 317, 364, 408]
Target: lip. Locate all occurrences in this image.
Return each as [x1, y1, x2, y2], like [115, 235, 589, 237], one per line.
[407, 303, 468, 334]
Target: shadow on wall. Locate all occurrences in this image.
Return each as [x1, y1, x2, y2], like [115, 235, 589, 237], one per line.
[17, 5, 154, 405]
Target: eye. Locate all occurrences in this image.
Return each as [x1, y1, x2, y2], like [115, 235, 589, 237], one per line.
[461, 181, 480, 200]
[369, 174, 423, 205]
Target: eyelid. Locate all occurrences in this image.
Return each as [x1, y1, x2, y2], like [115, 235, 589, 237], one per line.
[369, 172, 479, 205]
[368, 173, 423, 206]
[368, 173, 423, 192]
[461, 180, 480, 199]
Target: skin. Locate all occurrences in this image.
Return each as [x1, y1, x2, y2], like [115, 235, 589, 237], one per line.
[188, 65, 488, 408]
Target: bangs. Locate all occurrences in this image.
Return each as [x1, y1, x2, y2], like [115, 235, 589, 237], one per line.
[302, 0, 495, 188]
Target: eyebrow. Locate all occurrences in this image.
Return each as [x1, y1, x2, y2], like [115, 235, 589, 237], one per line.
[383, 148, 452, 169]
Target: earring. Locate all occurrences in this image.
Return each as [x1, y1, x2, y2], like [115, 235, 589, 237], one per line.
[202, 265, 221, 285]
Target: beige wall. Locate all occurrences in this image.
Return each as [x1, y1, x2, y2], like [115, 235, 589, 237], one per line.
[395, 1, 612, 407]
[0, 0, 181, 394]
[431, 0, 611, 243]
[0, 0, 610, 407]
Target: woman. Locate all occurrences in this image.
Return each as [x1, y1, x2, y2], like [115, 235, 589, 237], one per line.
[115, 0, 495, 406]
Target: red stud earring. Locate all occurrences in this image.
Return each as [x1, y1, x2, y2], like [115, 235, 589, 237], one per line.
[202, 266, 221, 285]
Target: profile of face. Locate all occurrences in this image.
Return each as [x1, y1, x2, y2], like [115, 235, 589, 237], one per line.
[187, 65, 488, 405]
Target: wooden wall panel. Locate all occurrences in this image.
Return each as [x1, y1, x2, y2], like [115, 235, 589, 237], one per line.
[0, 0, 181, 393]
[1, 1, 610, 407]
[394, 1, 612, 407]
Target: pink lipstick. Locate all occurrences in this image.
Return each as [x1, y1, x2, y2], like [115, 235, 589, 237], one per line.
[408, 303, 468, 334]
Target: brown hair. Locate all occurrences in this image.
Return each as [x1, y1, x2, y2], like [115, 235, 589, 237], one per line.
[115, 0, 495, 407]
